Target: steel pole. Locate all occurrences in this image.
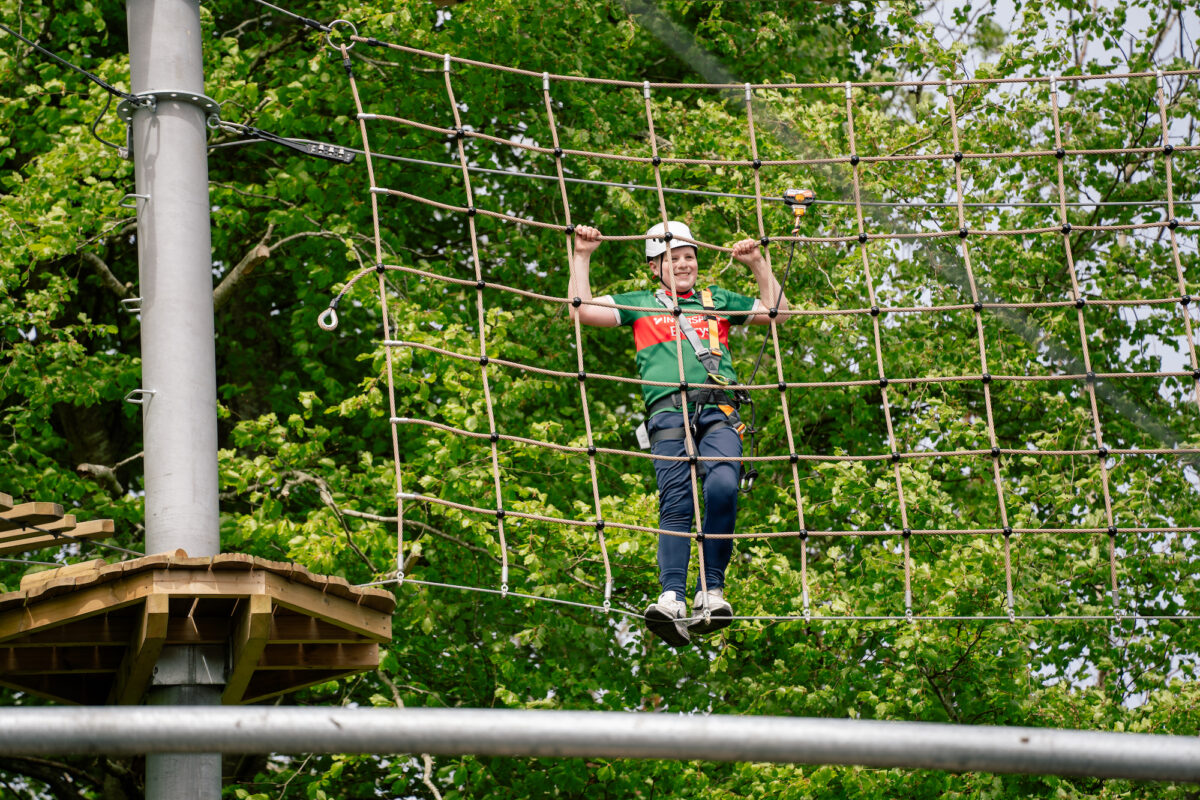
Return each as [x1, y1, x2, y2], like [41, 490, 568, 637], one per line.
[127, 0, 219, 559]
[127, 0, 221, 796]
[0, 707, 1197, 783]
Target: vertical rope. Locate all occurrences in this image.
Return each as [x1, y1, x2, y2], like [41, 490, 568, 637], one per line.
[845, 82, 914, 620]
[542, 72, 613, 609]
[443, 55, 510, 595]
[1048, 76, 1120, 616]
[642, 81, 708, 601]
[341, 44, 407, 582]
[944, 79, 1015, 620]
[1154, 71, 1200, 415]
[744, 84, 811, 617]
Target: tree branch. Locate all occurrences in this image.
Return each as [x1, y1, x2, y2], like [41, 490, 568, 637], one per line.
[79, 251, 132, 299]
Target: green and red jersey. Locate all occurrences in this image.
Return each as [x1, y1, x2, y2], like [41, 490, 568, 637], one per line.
[597, 287, 760, 414]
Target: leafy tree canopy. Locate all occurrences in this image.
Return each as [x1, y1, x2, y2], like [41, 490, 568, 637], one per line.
[1, 0, 1198, 797]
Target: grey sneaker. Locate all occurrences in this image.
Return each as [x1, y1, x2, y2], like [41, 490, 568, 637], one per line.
[645, 591, 691, 647]
[689, 588, 733, 635]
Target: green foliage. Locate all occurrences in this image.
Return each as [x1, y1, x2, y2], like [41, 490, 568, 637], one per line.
[1, 0, 1198, 798]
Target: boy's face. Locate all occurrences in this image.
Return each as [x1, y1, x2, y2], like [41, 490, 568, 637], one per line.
[651, 246, 699, 294]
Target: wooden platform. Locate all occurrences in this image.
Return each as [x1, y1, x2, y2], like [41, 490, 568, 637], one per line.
[0, 552, 396, 705]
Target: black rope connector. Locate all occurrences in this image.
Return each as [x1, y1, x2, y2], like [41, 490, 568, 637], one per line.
[565, 224, 575, 235]
[953, 151, 963, 163]
[679, 381, 690, 391]
[981, 372, 992, 384]
[789, 452, 799, 464]
[663, 231, 673, 242]
[858, 232, 869, 244]
[495, 509, 505, 520]
[752, 158, 762, 169]
[1180, 295, 1191, 306]
[959, 226, 969, 238]
[974, 301, 983, 313]
[870, 305, 880, 317]
[577, 371, 587, 382]
[849, 154, 859, 166]
[587, 445, 597, 456]
[342, 58, 353, 76]
[671, 305, 682, 317]
[571, 296, 582, 308]
[479, 355, 489, 366]
[1061, 222, 1072, 234]
[695, 532, 705, 542]
[651, 156, 662, 166]
[375, 261, 385, 273]
[902, 528, 911, 539]
[1192, 369, 1200, 381]
[991, 446, 1001, 459]
[1086, 371, 1096, 383]
[1098, 445, 1109, 458]
[1055, 147, 1066, 159]
[1108, 525, 1118, 537]
[454, 128, 466, 140]
[1003, 526, 1013, 537]
[760, 236, 770, 247]
[489, 431, 499, 443]
[1163, 143, 1174, 155]
[467, 206, 476, 217]
[1075, 297, 1087, 309]
[476, 279, 486, 290]
[1168, 218, 1179, 231]
[890, 451, 900, 463]
[554, 147, 563, 158]
[595, 519, 605, 531]
[768, 307, 779, 319]
[879, 376, 889, 388]
[778, 381, 787, 392]
[689, 454, 699, 466]
[799, 528, 808, 540]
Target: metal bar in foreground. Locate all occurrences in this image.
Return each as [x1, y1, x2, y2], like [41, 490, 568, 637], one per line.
[0, 708, 1195, 782]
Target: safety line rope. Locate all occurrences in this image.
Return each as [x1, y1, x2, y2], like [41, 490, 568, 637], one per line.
[328, 35, 1199, 622]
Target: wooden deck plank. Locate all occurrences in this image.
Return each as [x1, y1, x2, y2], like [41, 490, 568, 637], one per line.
[0, 502, 65, 533]
[0, 519, 115, 557]
[0, 516, 75, 545]
[0, 493, 12, 512]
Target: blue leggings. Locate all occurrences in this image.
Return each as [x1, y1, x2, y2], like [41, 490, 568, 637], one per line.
[647, 406, 741, 599]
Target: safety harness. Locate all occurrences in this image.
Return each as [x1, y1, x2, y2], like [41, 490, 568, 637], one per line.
[646, 288, 750, 452]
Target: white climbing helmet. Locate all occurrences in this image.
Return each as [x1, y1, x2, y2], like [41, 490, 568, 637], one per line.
[644, 220, 695, 260]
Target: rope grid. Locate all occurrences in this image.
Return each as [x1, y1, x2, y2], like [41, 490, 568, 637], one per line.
[324, 34, 1200, 624]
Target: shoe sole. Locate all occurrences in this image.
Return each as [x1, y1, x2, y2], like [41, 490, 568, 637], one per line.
[645, 608, 691, 647]
[689, 607, 732, 635]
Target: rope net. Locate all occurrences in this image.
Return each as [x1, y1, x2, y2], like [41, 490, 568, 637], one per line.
[322, 32, 1200, 624]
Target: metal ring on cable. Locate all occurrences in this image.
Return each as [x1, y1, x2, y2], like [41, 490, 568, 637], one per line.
[325, 19, 358, 51]
[318, 307, 340, 330]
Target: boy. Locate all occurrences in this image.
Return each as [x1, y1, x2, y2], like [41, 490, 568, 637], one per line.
[567, 220, 788, 646]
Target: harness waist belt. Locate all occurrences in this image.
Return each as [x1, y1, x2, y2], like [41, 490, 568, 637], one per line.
[647, 388, 734, 417]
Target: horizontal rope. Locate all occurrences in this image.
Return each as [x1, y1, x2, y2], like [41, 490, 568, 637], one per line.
[397, 490, 1200, 540]
[373, 185, 1194, 246]
[361, 112, 1200, 170]
[386, 339, 1199, 396]
[352, 37, 1200, 91]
